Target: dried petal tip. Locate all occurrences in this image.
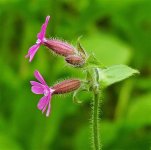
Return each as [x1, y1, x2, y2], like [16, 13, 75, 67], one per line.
[65, 55, 85, 66]
[44, 39, 75, 57]
[53, 79, 81, 94]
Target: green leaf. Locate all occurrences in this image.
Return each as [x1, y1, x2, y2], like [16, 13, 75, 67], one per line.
[126, 94, 151, 129]
[99, 64, 139, 87]
[81, 33, 132, 66]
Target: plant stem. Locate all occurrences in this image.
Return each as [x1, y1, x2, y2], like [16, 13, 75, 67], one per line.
[92, 91, 101, 150]
[91, 68, 101, 150]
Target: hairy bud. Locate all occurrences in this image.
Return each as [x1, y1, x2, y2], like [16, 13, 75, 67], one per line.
[53, 79, 81, 94]
[65, 55, 85, 66]
[44, 39, 75, 57]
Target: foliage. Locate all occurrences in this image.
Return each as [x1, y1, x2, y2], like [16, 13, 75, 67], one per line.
[0, 0, 151, 149]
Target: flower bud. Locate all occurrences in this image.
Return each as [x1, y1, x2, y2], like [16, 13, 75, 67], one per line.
[65, 55, 85, 66]
[44, 39, 75, 57]
[52, 79, 81, 94]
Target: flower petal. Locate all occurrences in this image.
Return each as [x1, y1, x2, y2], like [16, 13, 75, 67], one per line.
[37, 96, 48, 110]
[25, 44, 40, 62]
[46, 101, 51, 117]
[42, 93, 52, 114]
[34, 70, 46, 85]
[30, 81, 43, 87]
[31, 86, 44, 94]
[42, 94, 50, 113]
[37, 16, 50, 40]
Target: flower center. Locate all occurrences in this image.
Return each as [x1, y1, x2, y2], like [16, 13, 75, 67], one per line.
[50, 88, 55, 94]
[36, 38, 47, 44]
[36, 39, 41, 44]
[44, 89, 49, 96]
[43, 38, 47, 42]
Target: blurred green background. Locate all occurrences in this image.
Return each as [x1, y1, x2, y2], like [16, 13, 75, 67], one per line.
[0, 0, 151, 150]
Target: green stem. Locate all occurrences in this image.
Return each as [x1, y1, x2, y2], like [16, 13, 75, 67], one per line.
[91, 68, 101, 150]
[92, 92, 101, 150]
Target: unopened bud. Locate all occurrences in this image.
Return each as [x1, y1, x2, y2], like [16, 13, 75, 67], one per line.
[53, 79, 81, 94]
[44, 39, 75, 57]
[65, 55, 85, 66]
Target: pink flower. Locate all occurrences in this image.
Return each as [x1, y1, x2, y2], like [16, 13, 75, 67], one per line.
[30, 70, 81, 117]
[30, 70, 54, 117]
[25, 16, 50, 62]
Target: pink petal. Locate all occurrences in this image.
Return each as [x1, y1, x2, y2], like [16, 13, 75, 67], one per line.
[42, 94, 51, 113]
[37, 16, 50, 40]
[30, 81, 43, 87]
[37, 96, 48, 110]
[46, 102, 51, 117]
[31, 86, 44, 94]
[25, 44, 40, 62]
[37, 93, 52, 116]
[34, 70, 46, 85]
[42, 95, 50, 113]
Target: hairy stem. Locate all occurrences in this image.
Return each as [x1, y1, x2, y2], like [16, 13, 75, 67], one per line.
[91, 68, 101, 150]
[92, 91, 101, 150]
